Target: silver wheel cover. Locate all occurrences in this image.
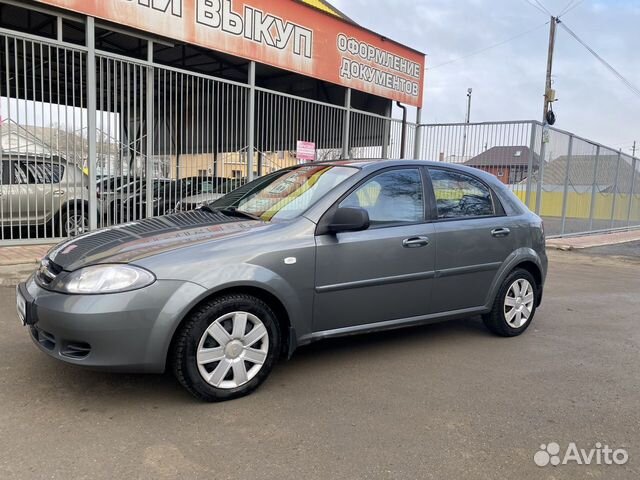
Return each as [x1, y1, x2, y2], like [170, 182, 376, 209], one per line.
[504, 279, 535, 328]
[196, 311, 269, 389]
[66, 214, 87, 237]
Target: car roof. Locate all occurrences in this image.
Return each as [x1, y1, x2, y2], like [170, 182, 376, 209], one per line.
[312, 158, 497, 176]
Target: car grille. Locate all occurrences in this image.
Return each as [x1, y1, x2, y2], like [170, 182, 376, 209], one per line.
[60, 341, 92, 360]
[36, 258, 63, 286]
[30, 326, 55, 351]
[30, 327, 92, 359]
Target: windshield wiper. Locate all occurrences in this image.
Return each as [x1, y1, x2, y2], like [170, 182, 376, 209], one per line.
[201, 204, 262, 221]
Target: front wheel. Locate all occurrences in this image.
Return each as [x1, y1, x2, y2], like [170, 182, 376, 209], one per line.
[61, 207, 88, 237]
[482, 269, 538, 337]
[171, 294, 281, 402]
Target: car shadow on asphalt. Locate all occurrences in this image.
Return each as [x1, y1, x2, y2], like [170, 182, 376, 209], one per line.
[17, 316, 490, 405]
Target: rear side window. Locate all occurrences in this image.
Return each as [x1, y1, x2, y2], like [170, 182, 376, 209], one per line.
[428, 168, 495, 219]
[340, 168, 424, 227]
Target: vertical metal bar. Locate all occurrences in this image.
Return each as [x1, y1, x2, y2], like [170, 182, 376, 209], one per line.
[246, 61, 256, 181]
[559, 135, 573, 235]
[86, 17, 98, 231]
[145, 41, 154, 218]
[627, 157, 637, 227]
[56, 16, 63, 42]
[413, 107, 422, 159]
[588, 145, 600, 231]
[609, 150, 622, 229]
[342, 88, 351, 158]
[525, 122, 536, 208]
[535, 129, 546, 215]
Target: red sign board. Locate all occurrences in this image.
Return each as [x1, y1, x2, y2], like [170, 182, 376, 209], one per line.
[34, 0, 425, 106]
[296, 140, 316, 162]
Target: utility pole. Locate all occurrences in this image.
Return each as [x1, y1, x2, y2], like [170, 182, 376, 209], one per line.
[536, 16, 559, 216]
[542, 16, 559, 125]
[632, 141, 637, 158]
[461, 88, 472, 159]
[465, 87, 473, 124]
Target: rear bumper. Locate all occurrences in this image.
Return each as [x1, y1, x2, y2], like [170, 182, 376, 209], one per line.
[22, 276, 206, 373]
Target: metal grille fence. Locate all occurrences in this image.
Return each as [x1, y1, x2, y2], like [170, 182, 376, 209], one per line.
[1, 32, 89, 242]
[1, 27, 639, 244]
[416, 121, 640, 237]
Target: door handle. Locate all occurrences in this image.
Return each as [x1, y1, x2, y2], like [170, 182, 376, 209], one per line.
[402, 236, 430, 248]
[53, 190, 65, 196]
[491, 227, 511, 237]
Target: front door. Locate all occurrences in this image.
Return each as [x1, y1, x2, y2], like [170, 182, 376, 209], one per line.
[314, 167, 436, 333]
[427, 167, 515, 312]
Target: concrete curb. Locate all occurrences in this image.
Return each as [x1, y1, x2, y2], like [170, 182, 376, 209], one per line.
[0, 264, 37, 287]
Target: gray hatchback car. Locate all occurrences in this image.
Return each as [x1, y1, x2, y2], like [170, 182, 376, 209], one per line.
[17, 160, 547, 402]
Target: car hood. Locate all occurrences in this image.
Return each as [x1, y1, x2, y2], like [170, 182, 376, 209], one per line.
[182, 192, 224, 204]
[47, 210, 264, 271]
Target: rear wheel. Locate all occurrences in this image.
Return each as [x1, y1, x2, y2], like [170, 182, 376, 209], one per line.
[172, 294, 280, 402]
[483, 269, 538, 337]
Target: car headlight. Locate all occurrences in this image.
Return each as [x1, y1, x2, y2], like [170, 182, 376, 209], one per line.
[54, 264, 156, 294]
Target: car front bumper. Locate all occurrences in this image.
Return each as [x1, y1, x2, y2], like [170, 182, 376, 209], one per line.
[20, 275, 207, 373]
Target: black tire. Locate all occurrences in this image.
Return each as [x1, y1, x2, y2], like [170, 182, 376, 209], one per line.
[172, 294, 281, 402]
[482, 268, 538, 337]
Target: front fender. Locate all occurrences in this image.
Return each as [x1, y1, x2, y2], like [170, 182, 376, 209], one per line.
[483, 248, 545, 310]
[158, 262, 310, 358]
[198, 263, 307, 333]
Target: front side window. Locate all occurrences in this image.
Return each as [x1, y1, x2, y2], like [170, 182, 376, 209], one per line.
[429, 168, 495, 219]
[340, 168, 424, 227]
[25, 162, 64, 184]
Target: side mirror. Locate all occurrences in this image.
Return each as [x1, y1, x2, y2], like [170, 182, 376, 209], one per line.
[328, 207, 370, 233]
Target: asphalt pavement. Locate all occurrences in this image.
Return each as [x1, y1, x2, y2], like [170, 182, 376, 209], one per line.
[0, 250, 638, 479]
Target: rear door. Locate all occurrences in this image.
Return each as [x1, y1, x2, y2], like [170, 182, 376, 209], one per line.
[428, 167, 515, 313]
[314, 167, 436, 332]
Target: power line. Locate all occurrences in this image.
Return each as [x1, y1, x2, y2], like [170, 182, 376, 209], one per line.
[559, 21, 640, 98]
[522, 0, 550, 15]
[427, 22, 549, 70]
[559, 0, 584, 17]
[531, 0, 552, 15]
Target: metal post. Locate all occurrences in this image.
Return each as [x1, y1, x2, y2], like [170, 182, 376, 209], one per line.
[86, 16, 97, 231]
[461, 88, 472, 158]
[559, 135, 573, 235]
[525, 122, 537, 208]
[56, 16, 63, 42]
[627, 157, 637, 227]
[535, 127, 546, 215]
[342, 88, 351, 159]
[381, 101, 391, 159]
[413, 107, 423, 159]
[247, 61, 256, 181]
[145, 41, 154, 218]
[609, 150, 622, 229]
[588, 145, 600, 231]
[396, 101, 407, 159]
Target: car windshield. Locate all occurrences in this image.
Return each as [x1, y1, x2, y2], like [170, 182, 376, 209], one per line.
[225, 165, 357, 222]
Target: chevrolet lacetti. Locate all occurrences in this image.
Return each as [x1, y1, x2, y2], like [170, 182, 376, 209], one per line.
[17, 160, 547, 402]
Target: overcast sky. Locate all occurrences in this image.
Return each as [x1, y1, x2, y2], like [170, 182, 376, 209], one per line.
[332, 0, 640, 154]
